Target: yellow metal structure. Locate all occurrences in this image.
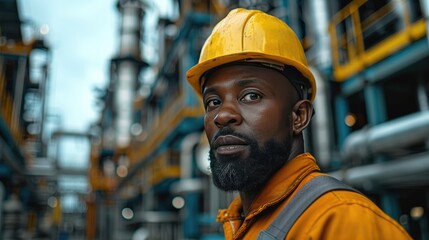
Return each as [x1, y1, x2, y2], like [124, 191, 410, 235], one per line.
[329, 0, 427, 81]
[128, 92, 204, 165]
[149, 151, 180, 187]
[186, 8, 317, 102]
[0, 39, 38, 55]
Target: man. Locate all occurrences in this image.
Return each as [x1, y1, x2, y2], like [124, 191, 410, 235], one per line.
[186, 8, 411, 239]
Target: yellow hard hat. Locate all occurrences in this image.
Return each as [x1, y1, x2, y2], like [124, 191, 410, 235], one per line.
[186, 8, 317, 102]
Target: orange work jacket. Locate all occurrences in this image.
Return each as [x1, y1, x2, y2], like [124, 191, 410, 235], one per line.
[216, 153, 412, 239]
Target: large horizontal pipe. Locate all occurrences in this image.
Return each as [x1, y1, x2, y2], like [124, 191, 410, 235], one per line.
[342, 111, 429, 160]
[170, 178, 204, 195]
[330, 151, 429, 188]
[134, 211, 179, 223]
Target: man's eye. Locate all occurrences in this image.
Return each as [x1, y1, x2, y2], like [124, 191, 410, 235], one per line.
[206, 99, 221, 108]
[241, 93, 261, 102]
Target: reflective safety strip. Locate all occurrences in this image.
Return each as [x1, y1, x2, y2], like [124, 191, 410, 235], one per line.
[257, 176, 359, 240]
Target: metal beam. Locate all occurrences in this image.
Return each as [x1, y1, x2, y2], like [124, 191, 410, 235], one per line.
[51, 130, 92, 139]
[0, 136, 24, 175]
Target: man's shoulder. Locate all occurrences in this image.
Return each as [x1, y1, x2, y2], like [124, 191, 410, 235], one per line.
[295, 185, 412, 239]
[302, 173, 376, 210]
[305, 177, 399, 227]
[313, 187, 385, 217]
[282, 173, 411, 239]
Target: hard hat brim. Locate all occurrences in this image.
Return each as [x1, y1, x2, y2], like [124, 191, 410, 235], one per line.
[186, 51, 317, 102]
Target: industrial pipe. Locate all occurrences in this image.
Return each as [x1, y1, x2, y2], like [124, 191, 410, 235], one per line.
[171, 132, 203, 194]
[342, 111, 429, 160]
[114, 0, 144, 148]
[309, 67, 332, 168]
[330, 151, 429, 188]
[306, 0, 331, 69]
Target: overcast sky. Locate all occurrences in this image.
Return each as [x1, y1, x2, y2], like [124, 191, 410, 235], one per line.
[20, 0, 118, 132]
[18, 1, 119, 202]
[18, 1, 171, 201]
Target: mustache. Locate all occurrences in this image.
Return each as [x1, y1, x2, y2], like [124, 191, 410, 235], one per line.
[211, 127, 252, 145]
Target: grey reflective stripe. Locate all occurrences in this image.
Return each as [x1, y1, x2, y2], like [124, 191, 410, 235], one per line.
[257, 176, 359, 240]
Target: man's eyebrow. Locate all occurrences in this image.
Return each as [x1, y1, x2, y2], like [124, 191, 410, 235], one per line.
[236, 79, 259, 87]
[202, 86, 216, 97]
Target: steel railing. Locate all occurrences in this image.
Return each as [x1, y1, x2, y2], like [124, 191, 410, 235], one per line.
[329, 0, 427, 81]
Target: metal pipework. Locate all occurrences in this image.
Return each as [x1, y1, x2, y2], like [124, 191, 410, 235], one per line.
[171, 133, 204, 194]
[304, 0, 333, 168]
[118, 0, 143, 58]
[114, 61, 138, 147]
[342, 111, 429, 161]
[114, 0, 144, 148]
[305, 0, 331, 68]
[309, 67, 332, 168]
[330, 151, 429, 188]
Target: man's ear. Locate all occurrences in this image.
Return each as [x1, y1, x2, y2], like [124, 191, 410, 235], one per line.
[292, 100, 313, 135]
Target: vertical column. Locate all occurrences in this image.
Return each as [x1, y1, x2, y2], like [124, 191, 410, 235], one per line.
[113, 0, 147, 149]
[305, 0, 331, 69]
[11, 58, 27, 138]
[364, 84, 386, 126]
[335, 95, 350, 150]
[417, 75, 429, 111]
[417, 75, 429, 149]
[421, 0, 429, 46]
[364, 83, 400, 219]
[0, 181, 4, 235]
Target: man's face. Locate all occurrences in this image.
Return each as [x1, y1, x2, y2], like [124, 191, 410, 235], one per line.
[202, 64, 298, 192]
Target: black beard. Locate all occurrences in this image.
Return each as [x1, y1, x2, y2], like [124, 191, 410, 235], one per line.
[209, 129, 292, 192]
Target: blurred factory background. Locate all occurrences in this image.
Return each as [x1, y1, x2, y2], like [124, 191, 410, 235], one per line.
[1, 0, 429, 239]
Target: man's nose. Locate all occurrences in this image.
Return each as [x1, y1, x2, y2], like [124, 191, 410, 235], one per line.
[214, 102, 242, 128]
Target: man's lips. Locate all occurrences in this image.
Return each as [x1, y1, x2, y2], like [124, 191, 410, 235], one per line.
[212, 135, 249, 155]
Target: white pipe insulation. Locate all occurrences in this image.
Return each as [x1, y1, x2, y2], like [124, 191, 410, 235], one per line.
[171, 133, 204, 194]
[342, 111, 429, 160]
